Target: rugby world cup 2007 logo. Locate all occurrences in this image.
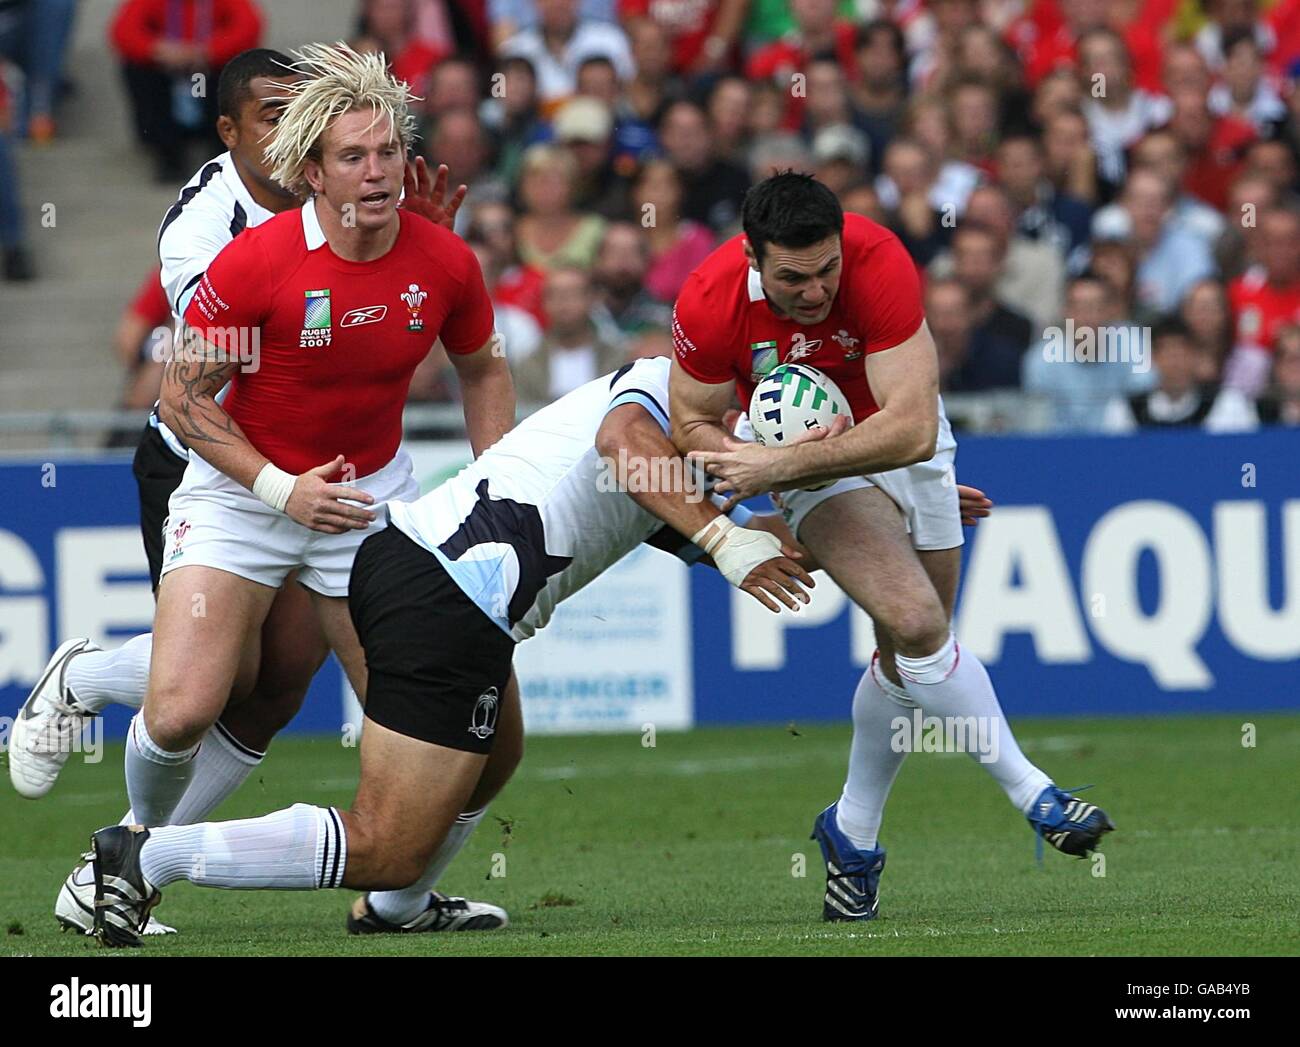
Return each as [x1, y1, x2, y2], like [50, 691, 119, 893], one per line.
[468, 686, 499, 740]
[300, 288, 332, 347]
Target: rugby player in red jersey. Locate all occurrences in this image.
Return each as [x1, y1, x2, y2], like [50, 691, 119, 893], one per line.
[15, 47, 507, 936]
[671, 173, 1113, 921]
[80, 44, 515, 937]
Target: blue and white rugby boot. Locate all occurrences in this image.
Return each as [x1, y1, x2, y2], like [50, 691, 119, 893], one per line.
[1026, 785, 1115, 859]
[810, 802, 886, 922]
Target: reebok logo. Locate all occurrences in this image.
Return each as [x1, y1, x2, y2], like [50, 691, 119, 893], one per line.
[50, 978, 151, 1027]
[340, 305, 387, 328]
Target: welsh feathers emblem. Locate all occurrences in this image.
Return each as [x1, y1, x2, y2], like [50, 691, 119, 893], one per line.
[401, 283, 427, 332]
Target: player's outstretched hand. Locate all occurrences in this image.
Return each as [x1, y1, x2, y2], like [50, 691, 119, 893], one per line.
[399, 158, 467, 231]
[957, 483, 993, 526]
[284, 455, 377, 534]
[741, 555, 816, 613]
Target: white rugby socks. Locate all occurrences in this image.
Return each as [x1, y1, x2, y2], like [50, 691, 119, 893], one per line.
[894, 633, 1051, 813]
[170, 722, 264, 824]
[124, 713, 199, 827]
[368, 807, 487, 924]
[139, 803, 345, 889]
[835, 661, 914, 851]
[66, 633, 153, 712]
[115, 723, 262, 831]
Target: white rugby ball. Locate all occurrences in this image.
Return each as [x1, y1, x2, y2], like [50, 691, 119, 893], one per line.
[748, 363, 853, 448]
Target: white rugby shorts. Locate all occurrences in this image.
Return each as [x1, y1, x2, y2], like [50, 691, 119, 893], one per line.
[158, 449, 418, 597]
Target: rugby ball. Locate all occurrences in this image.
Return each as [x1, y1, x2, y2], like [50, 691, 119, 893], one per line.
[748, 363, 853, 448]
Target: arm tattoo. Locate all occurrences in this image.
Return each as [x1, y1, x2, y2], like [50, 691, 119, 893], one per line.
[160, 324, 242, 446]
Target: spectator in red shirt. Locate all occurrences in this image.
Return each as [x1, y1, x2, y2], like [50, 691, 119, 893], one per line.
[1168, 85, 1258, 211]
[618, 0, 748, 77]
[467, 199, 547, 325]
[1225, 206, 1300, 394]
[745, 0, 858, 129]
[353, 0, 447, 97]
[1007, 0, 1169, 93]
[110, 0, 263, 182]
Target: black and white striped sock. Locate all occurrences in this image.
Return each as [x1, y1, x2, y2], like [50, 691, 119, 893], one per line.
[138, 804, 347, 890]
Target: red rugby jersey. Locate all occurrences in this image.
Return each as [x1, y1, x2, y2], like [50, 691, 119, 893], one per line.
[185, 202, 494, 477]
[671, 213, 924, 423]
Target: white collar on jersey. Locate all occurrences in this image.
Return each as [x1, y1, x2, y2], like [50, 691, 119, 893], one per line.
[301, 198, 327, 250]
[746, 266, 764, 302]
[214, 150, 272, 225]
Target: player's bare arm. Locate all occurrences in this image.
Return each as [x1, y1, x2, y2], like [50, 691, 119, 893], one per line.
[449, 334, 517, 457]
[668, 358, 739, 454]
[159, 331, 245, 452]
[597, 402, 813, 612]
[161, 326, 376, 534]
[693, 322, 941, 501]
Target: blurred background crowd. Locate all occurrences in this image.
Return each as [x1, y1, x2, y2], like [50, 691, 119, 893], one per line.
[2, 0, 1300, 439]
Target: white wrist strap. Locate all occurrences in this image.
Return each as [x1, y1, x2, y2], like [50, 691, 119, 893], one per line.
[690, 516, 784, 587]
[252, 462, 297, 512]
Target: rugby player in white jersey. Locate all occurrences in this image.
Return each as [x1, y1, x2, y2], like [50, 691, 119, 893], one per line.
[79, 353, 823, 945]
[671, 173, 1113, 921]
[17, 46, 511, 934]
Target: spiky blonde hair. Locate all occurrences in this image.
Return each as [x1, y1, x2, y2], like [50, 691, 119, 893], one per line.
[263, 42, 419, 197]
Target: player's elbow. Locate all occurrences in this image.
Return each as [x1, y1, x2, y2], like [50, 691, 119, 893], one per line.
[594, 417, 628, 462]
[669, 416, 706, 454]
[157, 385, 183, 432]
[897, 415, 939, 467]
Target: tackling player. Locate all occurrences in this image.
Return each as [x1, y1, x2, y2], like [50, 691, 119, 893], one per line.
[79, 355, 817, 946]
[671, 172, 1114, 921]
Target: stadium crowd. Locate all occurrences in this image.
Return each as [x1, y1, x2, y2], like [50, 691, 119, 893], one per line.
[4, 0, 1300, 433]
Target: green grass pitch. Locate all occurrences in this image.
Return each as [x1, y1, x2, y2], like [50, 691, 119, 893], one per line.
[2, 715, 1298, 956]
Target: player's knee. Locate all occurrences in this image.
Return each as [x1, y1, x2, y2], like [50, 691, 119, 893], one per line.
[883, 603, 949, 657]
[142, 696, 216, 751]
